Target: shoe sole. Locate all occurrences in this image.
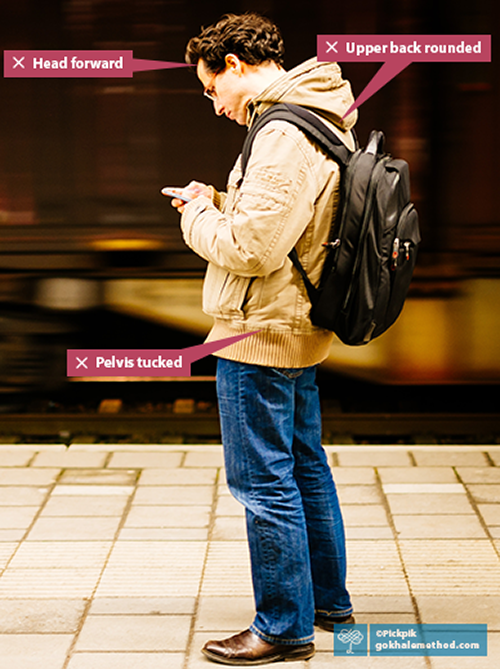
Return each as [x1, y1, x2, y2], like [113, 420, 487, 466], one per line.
[201, 644, 315, 665]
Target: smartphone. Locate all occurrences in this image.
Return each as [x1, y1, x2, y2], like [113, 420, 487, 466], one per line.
[161, 187, 193, 203]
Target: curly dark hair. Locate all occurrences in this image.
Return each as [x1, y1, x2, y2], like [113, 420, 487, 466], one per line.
[185, 12, 285, 73]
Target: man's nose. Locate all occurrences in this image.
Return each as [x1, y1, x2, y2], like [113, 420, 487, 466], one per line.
[213, 99, 224, 116]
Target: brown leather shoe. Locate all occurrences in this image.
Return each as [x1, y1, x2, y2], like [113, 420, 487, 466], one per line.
[314, 613, 355, 632]
[201, 629, 315, 665]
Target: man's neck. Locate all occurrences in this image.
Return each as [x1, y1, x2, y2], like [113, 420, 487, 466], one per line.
[245, 60, 286, 98]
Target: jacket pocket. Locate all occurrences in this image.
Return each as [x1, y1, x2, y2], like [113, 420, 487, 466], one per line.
[203, 264, 251, 319]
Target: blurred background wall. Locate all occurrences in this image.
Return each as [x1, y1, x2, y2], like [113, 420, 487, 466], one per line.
[0, 0, 499, 399]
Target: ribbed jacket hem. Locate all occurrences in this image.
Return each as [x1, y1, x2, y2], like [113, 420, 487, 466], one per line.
[206, 320, 334, 368]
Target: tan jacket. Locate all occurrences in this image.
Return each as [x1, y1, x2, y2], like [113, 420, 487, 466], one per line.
[181, 58, 357, 367]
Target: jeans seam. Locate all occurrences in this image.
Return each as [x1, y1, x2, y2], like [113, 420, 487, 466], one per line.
[315, 607, 354, 617]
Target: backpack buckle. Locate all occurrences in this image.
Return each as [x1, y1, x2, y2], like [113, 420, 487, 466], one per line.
[322, 239, 341, 250]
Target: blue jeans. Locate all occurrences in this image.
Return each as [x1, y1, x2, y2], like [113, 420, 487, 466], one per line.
[216, 358, 352, 645]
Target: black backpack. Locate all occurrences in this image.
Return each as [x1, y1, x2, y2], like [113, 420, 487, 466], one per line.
[240, 103, 421, 346]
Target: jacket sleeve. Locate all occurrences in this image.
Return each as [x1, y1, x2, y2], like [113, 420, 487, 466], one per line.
[180, 122, 321, 277]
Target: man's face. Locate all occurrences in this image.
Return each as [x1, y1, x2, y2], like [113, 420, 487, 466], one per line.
[197, 56, 252, 125]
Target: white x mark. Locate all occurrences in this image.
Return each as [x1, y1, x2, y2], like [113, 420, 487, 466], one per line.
[76, 357, 88, 369]
[326, 41, 339, 53]
[13, 56, 25, 69]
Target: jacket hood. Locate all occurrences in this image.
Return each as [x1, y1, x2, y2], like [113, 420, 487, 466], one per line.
[248, 57, 358, 132]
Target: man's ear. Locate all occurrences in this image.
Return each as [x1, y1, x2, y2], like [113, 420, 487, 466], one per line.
[224, 53, 243, 73]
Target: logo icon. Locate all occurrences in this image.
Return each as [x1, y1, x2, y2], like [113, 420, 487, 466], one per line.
[334, 624, 368, 656]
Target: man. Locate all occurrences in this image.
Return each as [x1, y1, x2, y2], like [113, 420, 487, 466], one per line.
[170, 12, 357, 665]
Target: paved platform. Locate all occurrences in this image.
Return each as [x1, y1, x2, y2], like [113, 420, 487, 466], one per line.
[0, 442, 499, 668]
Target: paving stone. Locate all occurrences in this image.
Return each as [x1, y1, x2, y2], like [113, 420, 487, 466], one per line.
[0, 542, 18, 569]
[52, 485, 134, 497]
[490, 527, 500, 538]
[330, 467, 377, 484]
[0, 529, 26, 541]
[212, 515, 247, 540]
[70, 444, 180, 451]
[26, 516, 121, 541]
[337, 485, 383, 505]
[416, 596, 500, 629]
[378, 467, 458, 483]
[489, 452, 500, 466]
[195, 596, 255, 631]
[0, 450, 35, 467]
[345, 527, 394, 539]
[0, 599, 86, 633]
[351, 595, 414, 613]
[0, 568, 102, 597]
[118, 527, 209, 541]
[40, 496, 129, 517]
[309, 651, 427, 668]
[215, 495, 245, 516]
[97, 542, 206, 597]
[406, 564, 500, 595]
[107, 451, 183, 469]
[10, 541, 112, 569]
[336, 451, 413, 467]
[201, 542, 252, 596]
[385, 493, 474, 514]
[90, 597, 196, 615]
[67, 653, 185, 669]
[183, 450, 224, 468]
[75, 614, 191, 651]
[0, 486, 50, 506]
[315, 628, 336, 652]
[412, 450, 489, 467]
[31, 451, 108, 468]
[347, 565, 410, 596]
[133, 485, 214, 506]
[104, 540, 207, 569]
[392, 514, 487, 539]
[139, 467, 218, 486]
[5, 445, 64, 451]
[382, 483, 465, 494]
[0, 468, 60, 486]
[398, 539, 499, 565]
[0, 634, 73, 669]
[478, 504, 500, 525]
[0, 506, 39, 529]
[59, 469, 137, 486]
[467, 484, 500, 503]
[347, 539, 401, 565]
[457, 467, 500, 483]
[96, 568, 203, 597]
[355, 612, 417, 624]
[341, 505, 389, 527]
[124, 505, 210, 529]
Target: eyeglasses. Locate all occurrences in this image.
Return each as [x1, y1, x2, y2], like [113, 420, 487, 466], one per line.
[203, 69, 222, 101]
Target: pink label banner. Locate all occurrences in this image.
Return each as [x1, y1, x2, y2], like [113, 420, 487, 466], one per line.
[317, 34, 491, 117]
[4, 50, 191, 78]
[67, 333, 257, 377]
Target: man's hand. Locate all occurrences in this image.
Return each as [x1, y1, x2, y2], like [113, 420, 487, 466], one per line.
[170, 181, 211, 213]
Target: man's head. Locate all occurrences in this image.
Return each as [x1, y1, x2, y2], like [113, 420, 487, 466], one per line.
[186, 13, 285, 125]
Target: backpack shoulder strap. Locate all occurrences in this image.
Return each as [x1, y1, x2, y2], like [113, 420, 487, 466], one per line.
[239, 103, 354, 303]
[240, 102, 353, 178]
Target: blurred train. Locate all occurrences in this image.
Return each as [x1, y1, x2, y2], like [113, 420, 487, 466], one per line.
[1, 0, 499, 401]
